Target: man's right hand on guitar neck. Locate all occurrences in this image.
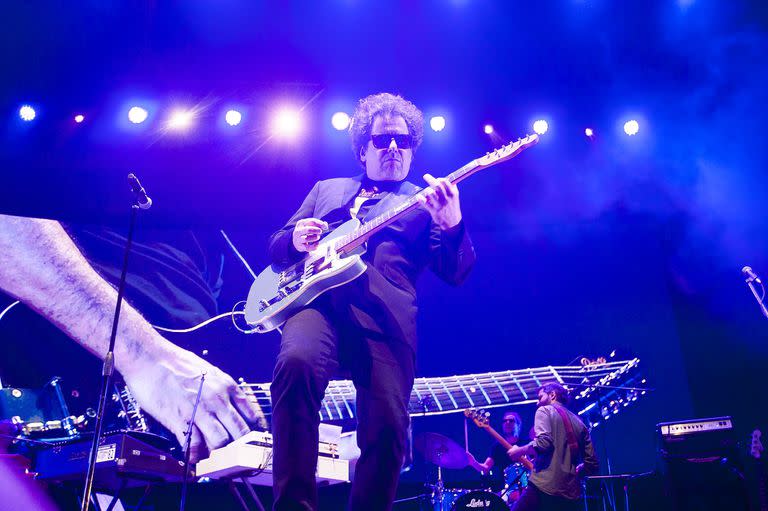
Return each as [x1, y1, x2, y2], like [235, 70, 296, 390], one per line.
[292, 218, 329, 253]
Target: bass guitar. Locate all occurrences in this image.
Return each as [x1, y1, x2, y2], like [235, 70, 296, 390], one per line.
[464, 408, 534, 472]
[244, 135, 539, 332]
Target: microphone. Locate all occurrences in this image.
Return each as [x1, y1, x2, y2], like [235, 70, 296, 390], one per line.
[127, 173, 152, 210]
[742, 266, 762, 284]
[741, 266, 768, 319]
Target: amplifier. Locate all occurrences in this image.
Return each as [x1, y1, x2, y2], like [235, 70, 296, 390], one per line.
[658, 416, 735, 460]
[659, 417, 733, 437]
[34, 431, 186, 491]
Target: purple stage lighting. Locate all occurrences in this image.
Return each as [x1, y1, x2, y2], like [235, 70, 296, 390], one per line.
[585, 128, 594, 137]
[272, 108, 302, 138]
[225, 110, 242, 126]
[167, 109, 194, 130]
[429, 115, 445, 131]
[331, 112, 350, 131]
[19, 105, 36, 121]
[429, 116, 446, 132]
[533, 119, 548, 135]
[483, 124, 494, 135]
[623, 120, 639, 136]
[128, 106, 149, 124]
[74, 114, 85, 123]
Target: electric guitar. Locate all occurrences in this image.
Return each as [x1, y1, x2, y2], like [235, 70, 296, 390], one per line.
[464, 408, 535, 472]
[244, 135, 539, 332]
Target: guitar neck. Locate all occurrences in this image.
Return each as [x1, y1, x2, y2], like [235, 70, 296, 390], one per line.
[239, 358, 640, 423]
[473, 421, 534, 471]
[484, 425, 513, 451]
[330, 134, 539, 254]
[334, 161, 479, 253]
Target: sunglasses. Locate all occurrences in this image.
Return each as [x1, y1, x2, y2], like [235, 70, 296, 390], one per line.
[502, 419, 518, 423]
[370, 133, 413, 149]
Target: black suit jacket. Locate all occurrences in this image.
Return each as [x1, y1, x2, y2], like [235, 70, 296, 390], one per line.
[268, 174, 476, 350]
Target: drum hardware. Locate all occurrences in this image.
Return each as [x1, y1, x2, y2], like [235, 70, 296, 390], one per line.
[499, 462, 529, 504]
[414, 432, 469, 510]
[414, 432, 469, 469]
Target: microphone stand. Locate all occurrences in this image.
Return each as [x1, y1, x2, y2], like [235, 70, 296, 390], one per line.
[80, 180, 148, 511]
[743, 271, 768, 319]
[567, 381, 653, 477]
[180, 372, 206, 511]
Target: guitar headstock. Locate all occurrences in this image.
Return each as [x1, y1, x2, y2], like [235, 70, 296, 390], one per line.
[752, 429, 764, 459]
[475, 134, 539, 169]
[464, 408, 490, 429]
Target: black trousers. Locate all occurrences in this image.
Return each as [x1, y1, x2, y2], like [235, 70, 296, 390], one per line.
[270, 300, 415, 511]
[512, 484, 583, 511]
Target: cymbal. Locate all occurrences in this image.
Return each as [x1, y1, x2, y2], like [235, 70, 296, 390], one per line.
[414, 432, 468, 469]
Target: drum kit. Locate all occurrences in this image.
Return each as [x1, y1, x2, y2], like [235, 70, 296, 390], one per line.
[414, 432, 530, 511]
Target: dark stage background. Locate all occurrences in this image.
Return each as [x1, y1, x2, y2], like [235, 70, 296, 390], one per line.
[1, 0, 767, 500]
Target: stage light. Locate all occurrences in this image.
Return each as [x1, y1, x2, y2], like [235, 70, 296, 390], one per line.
[128, 106, 148, 124]
[430, 116, 446, 132]
[225, 109, 242, 126]
[74, 114, 85, 123]
[623, 120, 639, 136]
[533, 119, 548, 135]
[167, 109, 194, 130]
[585, 128, 594, 137]
[19, 105, 36, 121]
[331, 112, 350, 131]
[272, 108, 302, 137]
[483, 124, 494, 135]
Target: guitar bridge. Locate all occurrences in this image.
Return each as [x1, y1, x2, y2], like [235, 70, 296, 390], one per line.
[258, 281, 304, 312]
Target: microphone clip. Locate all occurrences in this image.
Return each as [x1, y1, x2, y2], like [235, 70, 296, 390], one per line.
[127, 173, 153, 210]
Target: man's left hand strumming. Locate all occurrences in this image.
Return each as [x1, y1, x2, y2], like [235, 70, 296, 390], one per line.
[418, 173, 462, 229]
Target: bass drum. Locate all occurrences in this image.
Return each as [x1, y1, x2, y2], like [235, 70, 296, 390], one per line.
[433, 489, 470, 511]
[450, 490, 508, 511]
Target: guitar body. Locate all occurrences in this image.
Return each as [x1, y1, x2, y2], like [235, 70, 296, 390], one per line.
[245, 218, 368, 332]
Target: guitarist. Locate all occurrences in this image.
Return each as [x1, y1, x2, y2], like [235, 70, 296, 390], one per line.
[268, 92, 476, 511]
[505, 383, 598, 511]
[467, 410, 527, 493]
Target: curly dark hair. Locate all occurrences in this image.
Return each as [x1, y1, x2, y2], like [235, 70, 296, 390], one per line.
[539, 382, 570, 406]
[349, 92, 424, 168]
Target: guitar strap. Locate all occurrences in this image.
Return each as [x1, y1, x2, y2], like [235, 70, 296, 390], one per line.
[552, 404, 580, 461]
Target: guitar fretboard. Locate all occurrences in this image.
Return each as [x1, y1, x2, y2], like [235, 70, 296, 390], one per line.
[331, 160, 478, 253]
[332, 135, 538, 254]
[241, 358, 640, 423]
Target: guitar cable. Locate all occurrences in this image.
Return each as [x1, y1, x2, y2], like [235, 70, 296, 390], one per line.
[151, 310, 248, 334]
[0, 300, 20, 322]
[0, 228, 270, 336]
[0, 293, 256, 336]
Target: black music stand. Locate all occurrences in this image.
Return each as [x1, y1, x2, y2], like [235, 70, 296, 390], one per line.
[583, 472, 653, 511]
